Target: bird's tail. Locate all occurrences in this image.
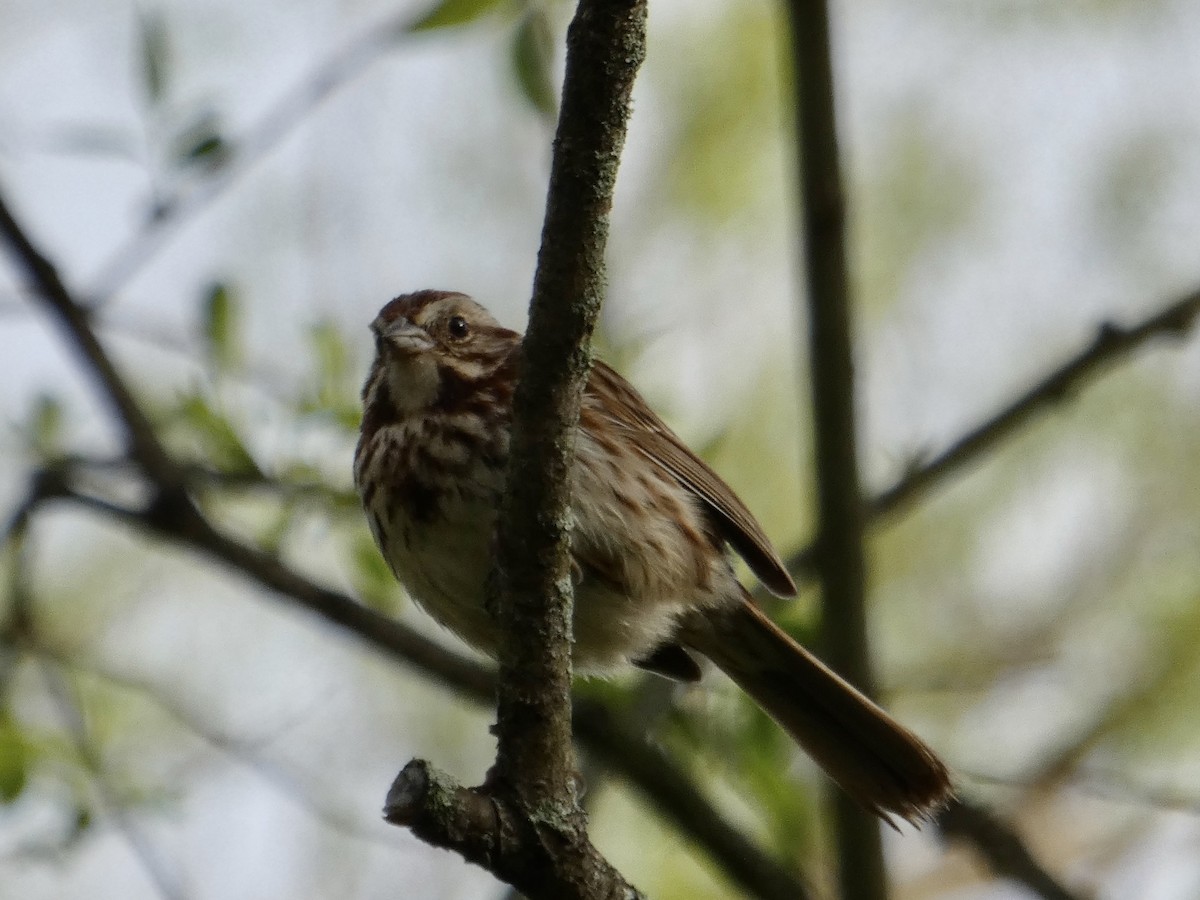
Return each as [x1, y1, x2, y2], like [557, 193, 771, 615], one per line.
[682, 597, 952, 823]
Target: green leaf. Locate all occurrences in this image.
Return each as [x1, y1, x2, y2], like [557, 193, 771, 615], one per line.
[409, 0, 509, 32]
[178, 394, 261, 475]
[0, 713, 28, 804]
[182, 134, 227, 166]
[511, 8, 557, 118]
[30, 393, 64, 455]
[300, 321, 363, 432]
[172, 113, 229, 169]
[138, 10, 170, 104]
[350, 529, 401, 613]
[201, 281, 240, 372]
[309, 321, 350, 389]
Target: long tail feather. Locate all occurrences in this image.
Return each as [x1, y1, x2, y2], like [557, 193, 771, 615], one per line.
[682, 598, 952, 823]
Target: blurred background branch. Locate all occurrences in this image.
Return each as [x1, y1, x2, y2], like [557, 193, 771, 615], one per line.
[778, 285, 1200, 586]
[785, 1, 886, 896]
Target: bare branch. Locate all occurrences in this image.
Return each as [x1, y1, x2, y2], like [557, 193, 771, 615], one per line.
[385, 760, 643, 900]
[87, 9, 413, 305]
[489, 0, 646, 800]
[937, 798, 1085, 900]
[572, 700, 814, 900]
[39, 474, 806, 899]
[0, 188, 181, 488]
[782, 285, 1200, 580]
[48, 478, 496, 702]
[38, 659, 188, 900]
[385, 2, 650, 895]
[783, 2, 887, 897]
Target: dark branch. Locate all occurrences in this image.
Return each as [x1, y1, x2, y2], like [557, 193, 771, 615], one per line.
[385, 761, 640, 900]
[389, 2, 651, 895]
[784, 2, 888, 897]
[0, 188, 181, 489]
[780, 285, 1200, 581]
[869, 290, 1200, 520]
[50, 479, 497, 703]
[573, 702, 814, 900]
[490, 0, 647, 806]
[45, 474, 809, 899]
[937, 799, 1083, 900]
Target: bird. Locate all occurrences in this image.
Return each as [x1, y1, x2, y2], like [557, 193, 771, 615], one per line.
[354, 289, 952, 822]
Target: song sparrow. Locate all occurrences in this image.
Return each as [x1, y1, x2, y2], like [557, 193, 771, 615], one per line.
[355, 290, 951, 822]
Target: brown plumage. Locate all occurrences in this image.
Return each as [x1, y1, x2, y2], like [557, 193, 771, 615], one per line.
[354, 290, 952, 822]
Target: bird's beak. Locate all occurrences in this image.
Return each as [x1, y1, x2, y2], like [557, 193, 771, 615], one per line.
[372, 316, 434, 356]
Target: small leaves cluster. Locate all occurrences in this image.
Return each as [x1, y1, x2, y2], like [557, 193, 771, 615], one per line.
[410, 0, 559, 119]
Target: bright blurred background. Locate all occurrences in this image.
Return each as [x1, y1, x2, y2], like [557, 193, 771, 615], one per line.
[2, 0, 1200, 897]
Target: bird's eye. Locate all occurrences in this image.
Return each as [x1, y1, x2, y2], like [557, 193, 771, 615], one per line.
[447, 315, 470, 340]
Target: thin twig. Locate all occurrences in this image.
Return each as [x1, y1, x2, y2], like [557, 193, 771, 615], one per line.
[86, 9, 413, 305]
[0, 189, 181, 488]
[30, 641, 398, 850]
[38, 659, 187, 900]
[781, 286, 1200, 581]
[937, 798, 1085, 900]
[59, 483, 498, 702]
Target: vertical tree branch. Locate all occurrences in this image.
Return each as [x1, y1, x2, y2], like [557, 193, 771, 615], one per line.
[784, 2, 887, 899]
[491, 0, 647, 814]
[387, 2, 650, 896]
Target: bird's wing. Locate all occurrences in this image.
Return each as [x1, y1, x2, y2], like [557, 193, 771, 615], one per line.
[585, 360, 797, 597]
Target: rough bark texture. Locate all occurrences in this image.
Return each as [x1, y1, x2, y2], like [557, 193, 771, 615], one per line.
[491, 0, 647, 813]
[388, 1, 650, 897]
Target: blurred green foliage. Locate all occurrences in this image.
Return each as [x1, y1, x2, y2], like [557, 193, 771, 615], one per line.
[656, 3, 785, 222]
[0, 710, 29, 803]
[200, 281, 241, 374]
[409, 0, 511, 33]
[853, 112, 980, 318]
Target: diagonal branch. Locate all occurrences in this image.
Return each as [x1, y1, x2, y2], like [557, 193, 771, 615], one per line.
[781, 285, 1200, 581]
[937, 799, 1083, 900]
[0, 189, 181, 488]
[86, 9, 414, 305]
[46, 473, 809, 899]
[869, 290, 1200, 520]
[39, 475, 496, 702]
